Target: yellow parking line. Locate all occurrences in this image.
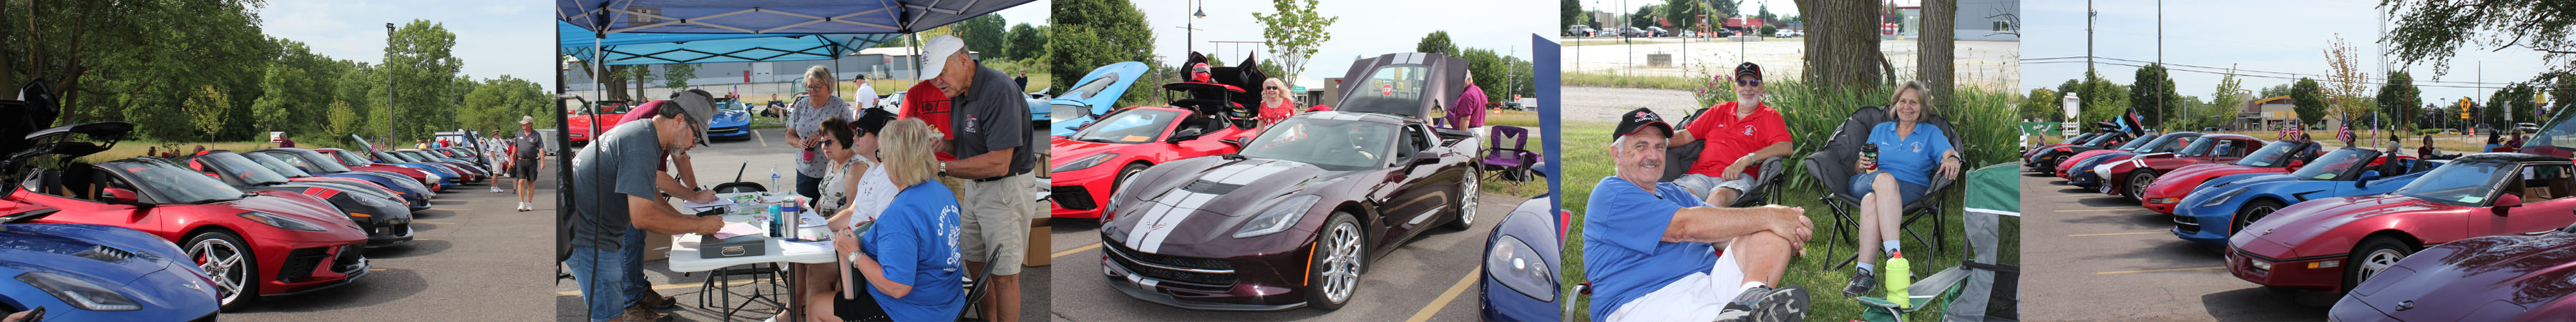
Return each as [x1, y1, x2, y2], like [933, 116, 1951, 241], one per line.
[2052, 209, 2132, 213]
[2095, 266, 2224, 275]
[555, 282, 706, 296]
[1053, 243, 1103, 258]
[2067, 230, 2165, 237]
[1405, 267, 1483, 322]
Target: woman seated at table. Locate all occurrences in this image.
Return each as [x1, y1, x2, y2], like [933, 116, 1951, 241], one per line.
[829, 118, 965, 321]
[1840, 81, 1962, 297]
[779, 110, 901, 321]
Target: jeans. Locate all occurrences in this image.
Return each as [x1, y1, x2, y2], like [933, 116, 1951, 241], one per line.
[623, 228, 652, 301]
[565, 244, 635, 322]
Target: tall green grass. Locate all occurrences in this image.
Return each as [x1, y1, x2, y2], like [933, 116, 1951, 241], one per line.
[1561, 80, 2020, 322]
[1562, 71, 1707, 91]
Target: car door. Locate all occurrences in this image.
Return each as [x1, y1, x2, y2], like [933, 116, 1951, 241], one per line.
[2500, 163, 2576, 235]
[1380, 124, 1447, 247]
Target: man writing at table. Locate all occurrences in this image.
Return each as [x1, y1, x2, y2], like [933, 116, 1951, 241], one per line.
[563, 95, 726, 322]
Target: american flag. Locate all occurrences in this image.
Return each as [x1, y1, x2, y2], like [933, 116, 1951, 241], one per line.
[2278, 122, 2296, 140]
[2336, 121, 2356, 144]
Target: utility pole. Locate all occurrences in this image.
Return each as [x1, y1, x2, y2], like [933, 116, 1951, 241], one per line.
[386, 23, 397, 143]
[2086, 0, 2094, 76]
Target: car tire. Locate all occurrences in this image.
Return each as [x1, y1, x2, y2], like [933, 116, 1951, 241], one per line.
[2345, 236, 2415, 292]
[1448, 169, 1478, 230]
[2125, 170, 2157, 200]
[1304, 213, 1364, 311]
[2233, 199, 2285, 235]
[185, 230, 258, 311]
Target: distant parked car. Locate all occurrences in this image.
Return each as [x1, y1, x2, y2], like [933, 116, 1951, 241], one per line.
[1621, 26, 1647, 37]
[1566, 25, 1595, 36]
[1644, 26, 1668, 37]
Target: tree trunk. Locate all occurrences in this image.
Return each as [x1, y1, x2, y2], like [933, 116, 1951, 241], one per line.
[1918, 0, 1956, 108]
[1796, 0, 1885, 94]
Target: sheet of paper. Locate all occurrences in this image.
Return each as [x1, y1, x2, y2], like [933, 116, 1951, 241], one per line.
[799, 209, 829, 228]
[781, 239, 833, 253]
[711, 223, 766, 239]
[682, 198, 736, 212]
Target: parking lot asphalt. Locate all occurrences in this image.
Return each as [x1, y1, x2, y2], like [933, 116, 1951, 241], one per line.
[220, 164, 555, 321]
[1044, 192, 1530, 322]
[2019, 172, 2328, 321]
[551, 127, 1049, 321]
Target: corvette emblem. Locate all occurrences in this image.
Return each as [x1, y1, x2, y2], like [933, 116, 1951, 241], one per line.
[2262, 228, 2273, 235]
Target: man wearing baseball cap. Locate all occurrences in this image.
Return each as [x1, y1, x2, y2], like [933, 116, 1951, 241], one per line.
[1672, 62, 1795, 207]
[917, 34, 1035, 321]
[511, 115, 543, 204]
[561, 92, 723, 322]
[1586, 107, 1813, 321]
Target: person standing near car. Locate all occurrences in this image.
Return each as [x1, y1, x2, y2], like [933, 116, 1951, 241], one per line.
[562, 100, 726, 322]
[787, 66, 859, 201]
[1257, 77, 1297, 128]
[1450, 70, 1488, 130]
[513, 116, 546, 211]
[1670, 62, 1795, 208]
[852, 74, 881, 111]
[919, 35, 1035, 321]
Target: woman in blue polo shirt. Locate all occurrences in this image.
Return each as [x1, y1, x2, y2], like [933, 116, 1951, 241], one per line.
[831, 118, 965, 321]
[1842, 81, 1961, 297]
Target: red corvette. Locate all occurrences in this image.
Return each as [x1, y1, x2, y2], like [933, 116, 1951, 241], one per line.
[310, 147, 444, 191]
[2097, 134, 2266, 200]
[1049, 106, 1256, 219]
[565, 100, 635, 144]
[1, 122, 369, 310]
[2054, 132, 2167, 180]
[2227, 153, 2576, 302]
[2135, 140, 2311, 213]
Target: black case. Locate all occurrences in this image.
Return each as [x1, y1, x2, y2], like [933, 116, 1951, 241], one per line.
[699, 235, 766, 258]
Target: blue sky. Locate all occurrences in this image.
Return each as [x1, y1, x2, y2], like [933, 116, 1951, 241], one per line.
[2020, 0, 2551, 109]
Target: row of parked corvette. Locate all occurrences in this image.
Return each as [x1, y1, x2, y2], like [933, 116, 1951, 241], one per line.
[0, 80, 507, 321]
[2024, 123, 2576, 320]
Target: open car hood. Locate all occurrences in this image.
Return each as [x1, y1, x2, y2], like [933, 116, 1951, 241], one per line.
[1330, 52, 1469, 120]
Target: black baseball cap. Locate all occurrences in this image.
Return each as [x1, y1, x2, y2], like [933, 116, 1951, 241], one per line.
[853, 107, 897, 135]
[1614, 107, 1673, 140]
[1735, 62, 1763, 84]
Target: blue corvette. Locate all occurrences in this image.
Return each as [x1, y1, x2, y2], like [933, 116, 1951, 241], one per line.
[2070, 132, 2200, 188]
[708, 97, 753, 141]
[1480, 185, 1558, 321]
[1050, 62, 1150, 137]
[0, 220, 221, 321]
[2171, 147, 2441, 246]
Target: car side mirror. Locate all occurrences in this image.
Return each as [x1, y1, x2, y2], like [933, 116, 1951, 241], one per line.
[1219, 137, 1249, 150]
[102, 187, 140, 203]
[2286, 160, 2305, 170]
[1169, 127, 1206, 142]
[2494, 192, 2524, 215]
[2356, 170, 2382, 187]
[1410, 150, 1443, 167]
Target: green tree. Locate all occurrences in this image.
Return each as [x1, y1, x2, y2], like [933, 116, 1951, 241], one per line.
[1005, 24, 1048, 61]
[2381, 0, 2576, 76]
[386, 20, 463, 142]
[1629, 4, 1662, 29]
[250, 63, 313, 135]
[1416, 31, 1458, 57]
[327, 99, 357, 139]
[2023, 87, 2062, 122]
[661, 63, 698, 89]
[2289, 78, 2326, 127]
[1665, 0, 1705, 30]
[2210, 67, 2248, 114]
[1252, 0, 1337, 89]
[184, 85, 230, 141]
[1055, 0, 1160, 107]
[2258, 83, 2293, 99]
[957, 15, 1010, 59]
[2537, 72, 2576, 119]
[2377, 71, 2422, 131]
[1563, 0, 1584, 27]
[2130, 64, 2178, 129]
[1757, 3, 1775, 23]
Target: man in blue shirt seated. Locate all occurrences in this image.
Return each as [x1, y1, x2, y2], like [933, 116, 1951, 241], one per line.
[1584, 108, 1814, 321]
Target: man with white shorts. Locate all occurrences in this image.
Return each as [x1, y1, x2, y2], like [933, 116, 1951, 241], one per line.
[1586, 108, 1812, 322]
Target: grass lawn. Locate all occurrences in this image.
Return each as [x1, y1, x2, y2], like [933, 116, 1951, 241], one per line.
[1562, 71, 1705, 91]
[87, 136, 380, 164]
[1481, 109, 1548, 197]
[1559, 119, 1981, 322]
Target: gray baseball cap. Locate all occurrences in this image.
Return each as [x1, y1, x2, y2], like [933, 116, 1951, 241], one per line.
[668, 89, 716, 145]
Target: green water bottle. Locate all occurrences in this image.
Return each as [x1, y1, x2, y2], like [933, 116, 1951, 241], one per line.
[1885, 251, 1912, 308]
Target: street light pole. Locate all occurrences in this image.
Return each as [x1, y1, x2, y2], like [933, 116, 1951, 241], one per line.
[386, 23, 396, 144]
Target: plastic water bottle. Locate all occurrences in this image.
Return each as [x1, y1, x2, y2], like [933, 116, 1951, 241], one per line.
[1885, 251, 1912, 308]
[769, 166, 782, 192]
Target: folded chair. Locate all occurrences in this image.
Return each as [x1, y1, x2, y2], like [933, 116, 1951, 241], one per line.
[1660, 108, 1788, 208]
[1854, 163, 2021, 322]
[1802, 105, 1963, 268]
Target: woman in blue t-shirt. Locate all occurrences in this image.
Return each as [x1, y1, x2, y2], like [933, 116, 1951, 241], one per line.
[1840, 81, 1961, 297]
[830, 118, 965, 321]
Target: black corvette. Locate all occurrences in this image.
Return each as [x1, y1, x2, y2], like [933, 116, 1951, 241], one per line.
[1098, 52, 1481, 311]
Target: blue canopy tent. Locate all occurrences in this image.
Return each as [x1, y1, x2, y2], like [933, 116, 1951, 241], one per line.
[552, 1, 1033, 321]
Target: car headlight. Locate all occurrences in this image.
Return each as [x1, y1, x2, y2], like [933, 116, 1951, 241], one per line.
[1485, 235, 1557, 302]
[15, 271, 143, 311]
[240, 211, 327, 231]
[2093, 164, 2114, 179]
[2200, 188, 2247, 208]
[2250, 259, 2273, 271]
[1053, 153, 1118, 172]
[1233, 195, 1324, 238]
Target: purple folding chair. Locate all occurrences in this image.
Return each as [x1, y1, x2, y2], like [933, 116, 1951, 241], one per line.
[1479, 126, 1539, 184]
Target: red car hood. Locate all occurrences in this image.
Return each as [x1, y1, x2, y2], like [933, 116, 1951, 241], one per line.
[2059, 149, 2126, 171]
[1051, 138, 1151, 164]
[223, 193, 366, 235]
[2238, 195, 2444, 255]
[2346, 232, 2576, 321]
[2145, 164, 2285, 198]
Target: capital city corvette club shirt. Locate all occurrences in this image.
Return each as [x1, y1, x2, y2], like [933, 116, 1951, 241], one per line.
[1582, 176, 1722, 318]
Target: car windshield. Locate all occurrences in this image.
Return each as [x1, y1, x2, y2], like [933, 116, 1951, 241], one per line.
[2527, 109, 2576, 151]
[2135, 135, 2197, 153]
[198, 153, 291, 185]
[1050, 103, 1086, 123]
[382, 152, 419, 163]
[326, 150, 374, 167]
[284, 150, 356, 172]
[2175, 138, 2226, 157]
[1063, 72, 1125, 99]
[2234, 141, 2299, 167]
[2288, 149, 2381, 180]
[1335, 64, 1432, 117]
[401, 151, 439, 161]
[2082, 133, 2122, 146]
[2396, 160, 2515, 206]
[1236, 117, 1397, 170]
[242, 152, 315, 177]
[1070, 108, 1183, 144]
[2115, 134, 2160, 150]
[107, 159, 248, 205]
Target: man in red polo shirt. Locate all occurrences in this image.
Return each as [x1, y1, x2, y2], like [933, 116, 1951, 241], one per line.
[897, 79, 959, 162]
[1671, 62, 1794, 207]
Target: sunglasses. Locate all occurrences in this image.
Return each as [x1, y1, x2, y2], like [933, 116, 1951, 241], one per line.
[1737, 79, 1762, 87]
[1266, 86, 1281, 90]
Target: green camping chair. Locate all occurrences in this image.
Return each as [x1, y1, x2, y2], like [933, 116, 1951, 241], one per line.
[1855, 163, 2021, 322]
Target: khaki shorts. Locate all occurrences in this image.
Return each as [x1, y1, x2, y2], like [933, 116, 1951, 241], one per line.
[955, 172, 1034, 275]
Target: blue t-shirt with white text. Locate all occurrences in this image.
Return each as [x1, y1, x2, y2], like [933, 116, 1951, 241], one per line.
[1866, 122, 1953, 187]
[863, 182, 965, 322]
[1582, 175, 1720, 320]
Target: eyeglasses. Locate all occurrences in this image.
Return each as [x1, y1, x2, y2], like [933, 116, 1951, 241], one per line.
[1737, 79, 1762, 87]
[1265, 86, 1281, 90]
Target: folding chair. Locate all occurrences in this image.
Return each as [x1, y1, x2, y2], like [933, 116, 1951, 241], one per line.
[1659, 109, 1789, 207]
[1801, 105, 1963, 268]
[1854, 163, 2020, 322]
[1479, 125, 1541, 185]
[956, 253, 1001, 321]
